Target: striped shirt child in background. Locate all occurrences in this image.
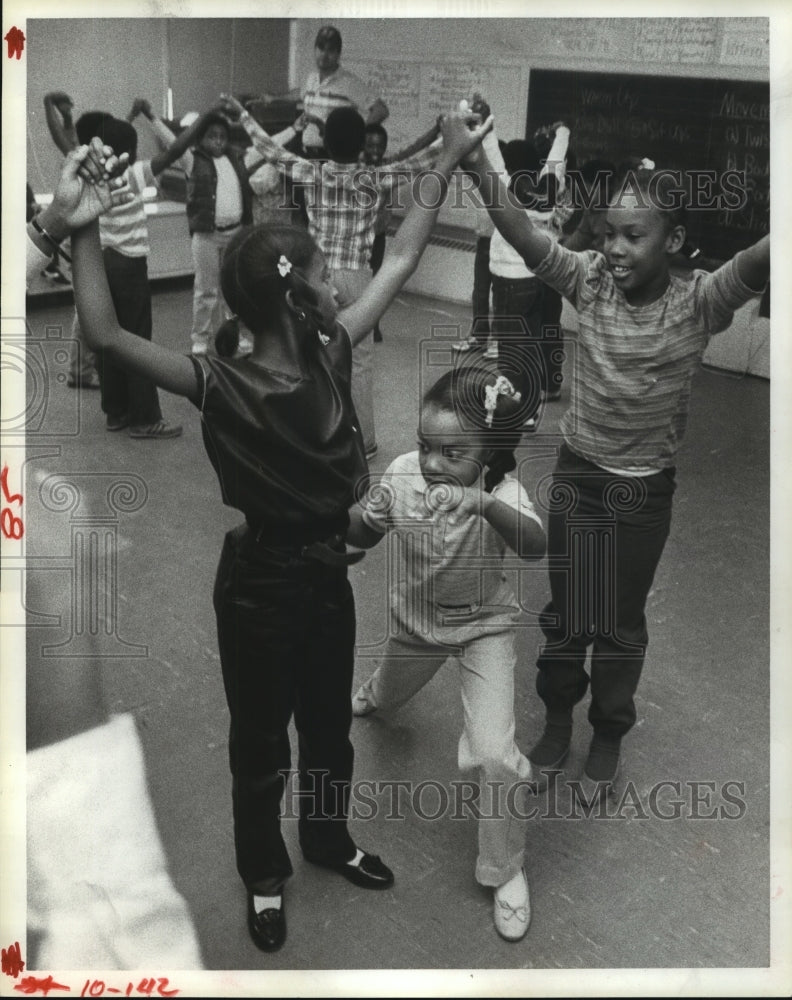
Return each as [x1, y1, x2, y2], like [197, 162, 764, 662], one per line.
[461, 128, 770, 798]
[42, 92, 187, 436]
[73, 113, 184, 438]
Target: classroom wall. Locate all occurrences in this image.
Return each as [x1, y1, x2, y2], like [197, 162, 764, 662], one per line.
[26, 17, 290, 194]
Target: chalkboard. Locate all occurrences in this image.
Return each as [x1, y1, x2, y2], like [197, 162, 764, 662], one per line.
[527, 70, 769, 260]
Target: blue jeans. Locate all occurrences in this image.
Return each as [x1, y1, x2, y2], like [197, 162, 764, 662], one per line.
[213, 524, 358, 893]
[536, 443, 676, 738]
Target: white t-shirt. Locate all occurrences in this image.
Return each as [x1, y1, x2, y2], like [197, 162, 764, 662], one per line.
[213, 155, 243, 227]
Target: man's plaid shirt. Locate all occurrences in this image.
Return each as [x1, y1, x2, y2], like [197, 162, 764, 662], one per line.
[240, 111, 439, 271]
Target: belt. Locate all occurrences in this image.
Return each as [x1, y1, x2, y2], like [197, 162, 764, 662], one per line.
[246, 523, 365, 567]
[216, 221, 242, 232]
[301, 534, 365, 568]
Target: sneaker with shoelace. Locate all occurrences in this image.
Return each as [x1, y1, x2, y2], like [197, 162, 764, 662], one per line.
[128, 421, 183, 439]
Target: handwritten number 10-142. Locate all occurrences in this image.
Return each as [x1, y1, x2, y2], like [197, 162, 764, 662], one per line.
[80, 979, 178, 997]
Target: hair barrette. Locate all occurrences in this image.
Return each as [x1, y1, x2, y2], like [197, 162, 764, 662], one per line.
[484, 375, 521, 427]
[277, 254, 292, 278]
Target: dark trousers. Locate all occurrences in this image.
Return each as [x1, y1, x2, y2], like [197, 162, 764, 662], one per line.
[213, 525, 357, 894]
[536, 443, 676, 738]
[370, 232, 386, 341]
[97, 249, 162, 427]
[540, 284, 565, 393]
[370, 231, 386, 275]
[471, 236, 492, 343]
[491, 273, 545, 419]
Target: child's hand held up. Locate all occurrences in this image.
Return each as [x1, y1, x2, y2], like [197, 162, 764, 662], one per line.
[440, 109, 493, 167]
[219, 94, 245, 119]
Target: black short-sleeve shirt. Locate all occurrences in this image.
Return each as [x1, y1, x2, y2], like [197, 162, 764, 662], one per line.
[191, 321, 366, 535]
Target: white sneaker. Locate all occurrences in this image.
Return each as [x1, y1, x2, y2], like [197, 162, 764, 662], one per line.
[237, 335, 254, 357]
[191, 342, 208, 356]
[352, 684, 377, 717]
[493, 868, 531, 941]
[483, 342, 498, 360]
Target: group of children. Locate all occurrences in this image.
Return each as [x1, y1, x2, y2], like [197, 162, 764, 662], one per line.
[31, 79, 770, 955]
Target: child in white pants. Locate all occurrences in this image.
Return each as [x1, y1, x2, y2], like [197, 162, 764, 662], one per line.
[347, 364, 546, 941]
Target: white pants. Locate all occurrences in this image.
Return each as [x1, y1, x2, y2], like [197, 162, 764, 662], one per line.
[190, 228, 240, 352]
[357, 621, 532, 886]
[330, 267, 376, 453]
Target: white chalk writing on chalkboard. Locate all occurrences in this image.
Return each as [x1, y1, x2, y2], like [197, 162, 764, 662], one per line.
[634, 18, 718, 65]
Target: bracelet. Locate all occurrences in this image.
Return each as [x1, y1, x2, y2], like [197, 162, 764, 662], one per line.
[30, 215, 63, 249]
[30, 216, 72, 263]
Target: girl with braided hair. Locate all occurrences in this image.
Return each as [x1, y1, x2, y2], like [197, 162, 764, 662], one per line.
[69, 109, 494, 954]
[347, 363, 546, 943]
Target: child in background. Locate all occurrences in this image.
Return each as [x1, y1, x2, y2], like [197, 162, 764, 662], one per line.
[242, 108, 303, 228]
[452, 97, 497, 356]
[362, 120, 443, 344]
[223, 92, 441, 460]
[532, 123, 575, 402]
[348, 365, 546, 942]
[70, 109, 492, 955]
[463, 138, 770, 798]
[485, 120, 573, 429]
[362, 123, 390, 343]
[165, 104, 257, 356]
[43, 91, 186, 437]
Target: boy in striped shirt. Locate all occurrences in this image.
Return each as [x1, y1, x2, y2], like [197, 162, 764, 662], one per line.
[44, 92, 193, 438]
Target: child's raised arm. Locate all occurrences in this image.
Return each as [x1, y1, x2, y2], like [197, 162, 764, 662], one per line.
[71, 222, 198, 401]
[339, 110, 493, 346]
[222, 94, 315, 187]
[462, 130, 553, 272]
[129, 98, 191, 176]
[44, 91, 78, 154]
[383, 118, 442, 164]
[154, 102, 228, 176]
[733, 234, 770, 292]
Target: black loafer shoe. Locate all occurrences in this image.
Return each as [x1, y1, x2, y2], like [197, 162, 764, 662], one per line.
[310, 852, 395, 890]
[247, 890, 286, 952]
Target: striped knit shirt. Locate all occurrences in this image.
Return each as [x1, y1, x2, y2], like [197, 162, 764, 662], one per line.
[241, 111, 439, 271]
[532, 239, 762, 472]
[99, 160, 155, 258]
